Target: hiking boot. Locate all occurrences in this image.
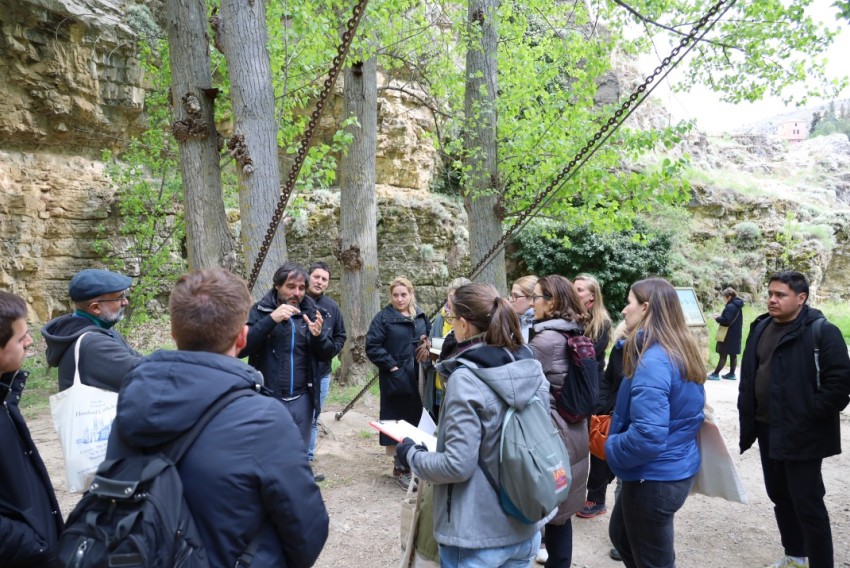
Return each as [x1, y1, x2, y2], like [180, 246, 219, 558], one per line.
[722, 373, 737, 380]
[610, 547, 622, 562]
[765, 556, 808, 568]
[535, 546, 548, 564]
[707, 373, 720, 381]
[393, 466, 417, 492]
[576, 501, 607, 518]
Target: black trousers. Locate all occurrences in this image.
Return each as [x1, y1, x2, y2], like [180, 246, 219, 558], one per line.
[756, 423, 833, 567]
[586, 454, 615, 504]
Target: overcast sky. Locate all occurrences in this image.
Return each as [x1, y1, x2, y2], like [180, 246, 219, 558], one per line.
[641, 0, 849, 133]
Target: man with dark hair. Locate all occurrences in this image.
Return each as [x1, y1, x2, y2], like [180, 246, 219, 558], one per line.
[107, 269, 328, 567]
[306, 261, 346, 463]
[739, 271, 850, 568]
[42, 268, 141, 391]
[239, 261, 335, 451]
[0, 291, 64, 566]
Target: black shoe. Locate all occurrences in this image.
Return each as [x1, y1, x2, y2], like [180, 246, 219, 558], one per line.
[313, 473, 326, 482]
[610, 547, 622, 562]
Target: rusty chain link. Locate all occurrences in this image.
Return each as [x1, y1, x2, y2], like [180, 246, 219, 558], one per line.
[335, 0, 734, 420]
[247, 0, 370, 291]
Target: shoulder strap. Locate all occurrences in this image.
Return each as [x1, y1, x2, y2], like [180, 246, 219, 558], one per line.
[810, 317, 825, 389]
[163, 389, 255, 464]
[72, 332, 91, 387]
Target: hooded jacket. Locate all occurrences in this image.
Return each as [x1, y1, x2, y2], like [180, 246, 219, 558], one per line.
[1, 371, 64, 567]
[41, 314, 142, 392]
[606, 343, 705, 482]
[107, 350, 329, 568]
[239, 289, 335, 411]
[407, 343, 551, 549]
[738, 306, 850, 460]
[529, 318, 589, 523]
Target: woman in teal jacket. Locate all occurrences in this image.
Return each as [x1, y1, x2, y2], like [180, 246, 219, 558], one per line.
[605, 278, 706, 568]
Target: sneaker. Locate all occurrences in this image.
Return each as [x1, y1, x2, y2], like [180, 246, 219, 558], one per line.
[722, 373, 737, 380]
[707, 373, 720, 381]
[313, 473, 326, 482]
[397, 472, 418, 491]
[765, 556, 808, 568]
[609, 547, 622, 562]
[576, 501, 607, 518]
[535, 546, 548, 564]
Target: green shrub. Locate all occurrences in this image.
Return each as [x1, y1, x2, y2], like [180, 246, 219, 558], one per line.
[732, 221, 762, 250]
[510, 219, 674, 310]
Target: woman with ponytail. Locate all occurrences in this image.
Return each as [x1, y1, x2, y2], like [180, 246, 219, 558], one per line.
[606, 277, 706, 568]
[394, 283, 550, 567]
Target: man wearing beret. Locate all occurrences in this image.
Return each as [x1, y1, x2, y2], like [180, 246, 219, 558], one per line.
[42, 268, 142, 392]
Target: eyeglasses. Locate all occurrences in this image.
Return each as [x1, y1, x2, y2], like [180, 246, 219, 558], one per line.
[96, 293, 129, 304]
[508, 294, 527, 301]
[445, 315, 457, 323]
[531, 294, 551, 302]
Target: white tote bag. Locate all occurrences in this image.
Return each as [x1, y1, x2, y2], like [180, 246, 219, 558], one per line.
[49, 333, 118, 493]
[691, 405, 748, 504]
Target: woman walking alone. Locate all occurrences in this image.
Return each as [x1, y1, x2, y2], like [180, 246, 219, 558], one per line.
[707, 287, 744, 381]
[395, 283, 550, 567]
[366, 277, 431, 490]
[528, 275, 591, 568]
[607, 278, 706, 568]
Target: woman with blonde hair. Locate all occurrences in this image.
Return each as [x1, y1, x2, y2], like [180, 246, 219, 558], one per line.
[528, 275, 590, 568]
[395, 283, 549, 567]
[510, 275, 538, 341]
[606, 277, 706, 568]
[366, 277, 431, 489]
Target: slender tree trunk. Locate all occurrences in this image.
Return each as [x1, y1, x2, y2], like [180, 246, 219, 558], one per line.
[165, 0, 236, 271]
[463, 0, 506, 293]
[219, 0, 286, 297]
[337, 57, 380, 386]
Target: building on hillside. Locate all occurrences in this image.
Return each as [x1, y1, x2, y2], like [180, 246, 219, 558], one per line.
[777, 120, 808, 143]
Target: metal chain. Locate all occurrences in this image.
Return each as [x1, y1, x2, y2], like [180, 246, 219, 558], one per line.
[335, 0, 733, 420]
[247, 0, 371, 291]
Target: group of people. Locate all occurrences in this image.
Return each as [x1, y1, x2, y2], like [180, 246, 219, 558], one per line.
[1, 263, 848, 568]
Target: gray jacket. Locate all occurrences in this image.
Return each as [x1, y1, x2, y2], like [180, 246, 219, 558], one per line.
[529, 318, 589, 523]
[408, 343, 552, 549]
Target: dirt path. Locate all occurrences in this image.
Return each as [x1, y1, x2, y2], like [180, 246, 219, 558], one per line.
[28, 379, 850, 567]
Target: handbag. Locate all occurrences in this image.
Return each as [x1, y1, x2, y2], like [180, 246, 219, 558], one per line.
[589, 414, 612, 460]
[691, 405, 748, 504]
[715, 310, 739, 343]
[400, 476, 439, 568]
[49, 333, 119, 493]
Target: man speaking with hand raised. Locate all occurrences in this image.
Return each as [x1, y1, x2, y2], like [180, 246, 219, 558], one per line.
[240, 262, 335, 452]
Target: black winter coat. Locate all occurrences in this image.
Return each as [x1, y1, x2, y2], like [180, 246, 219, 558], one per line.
[1, 371, 64, 567]
[108, 350, 329, 567]
[738, 306, 850, 460]
[239, 290, 336, 412]
[311, 294, 346, 380]
[365, 304, 430, 445]
[715, 297, 744, 355]
[596, 338, 626, 415]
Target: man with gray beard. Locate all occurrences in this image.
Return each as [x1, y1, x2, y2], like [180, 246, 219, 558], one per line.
[42, 268, 142, 392]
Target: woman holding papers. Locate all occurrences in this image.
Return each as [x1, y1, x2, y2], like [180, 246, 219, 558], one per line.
[528, 275, 590, 568]
[366, 276, 431, 490]
[395, 283, 550, 568]
[605, 278, 705, 568]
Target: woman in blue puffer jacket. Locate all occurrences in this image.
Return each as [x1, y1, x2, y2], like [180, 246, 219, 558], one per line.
[606, 278, 706, 568]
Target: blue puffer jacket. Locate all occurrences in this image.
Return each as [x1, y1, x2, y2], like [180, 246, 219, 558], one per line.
[605, 343, 704, 482]
[108, 350, 329, 568]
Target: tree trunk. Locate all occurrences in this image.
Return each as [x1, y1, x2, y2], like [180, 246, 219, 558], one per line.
[463, 0, 506, 293]
[337, 57, 380, 386]
[165, 0, 236, 271]
[219, 0, 286, 297]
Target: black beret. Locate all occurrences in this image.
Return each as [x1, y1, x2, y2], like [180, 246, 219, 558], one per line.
[69, 269, 133, 302]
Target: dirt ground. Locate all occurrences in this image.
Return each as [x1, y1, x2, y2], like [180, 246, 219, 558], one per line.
[27, 377, 850, 567]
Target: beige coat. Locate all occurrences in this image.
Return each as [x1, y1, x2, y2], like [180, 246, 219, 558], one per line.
[529, 318, 590, 524]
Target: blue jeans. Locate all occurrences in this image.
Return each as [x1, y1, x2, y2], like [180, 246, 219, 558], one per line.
[307, 374, 331, 461]
[608, 477, 693, 568]
[439, 532, 541, 568]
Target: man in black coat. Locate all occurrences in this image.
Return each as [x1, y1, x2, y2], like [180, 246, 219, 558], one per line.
[108, 269, 328, 567]
[305, 261, 346, 463]
[0, 292, 64, 567]
[738, 271, 850, 568]
[239, 262, 336, 450]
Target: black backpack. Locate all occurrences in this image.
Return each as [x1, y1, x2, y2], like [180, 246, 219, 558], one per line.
[58, 390, 258, 568]
[554, 330, 598, 423]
